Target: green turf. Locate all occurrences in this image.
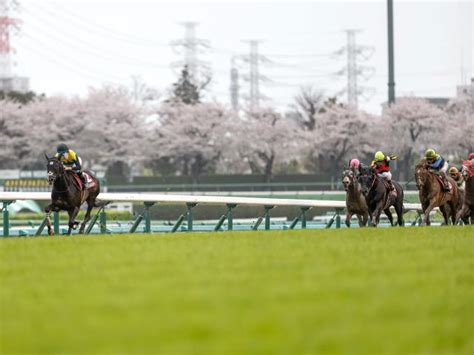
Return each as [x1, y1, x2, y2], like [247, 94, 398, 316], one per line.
[1, 227, 473, 355]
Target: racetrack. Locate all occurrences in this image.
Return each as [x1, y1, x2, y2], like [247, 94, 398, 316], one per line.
[1, 227, 473, 354]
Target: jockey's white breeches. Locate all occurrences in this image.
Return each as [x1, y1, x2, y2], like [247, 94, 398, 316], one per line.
[377, 171, 392, 180]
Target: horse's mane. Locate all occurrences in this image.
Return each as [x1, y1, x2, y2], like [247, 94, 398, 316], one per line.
[415, 158, 428, 170]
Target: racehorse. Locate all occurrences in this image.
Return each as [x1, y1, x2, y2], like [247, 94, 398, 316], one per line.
[342, 169, 369, 227]
[44, 155, 104, 235]
[455, 160, 474, 224]
[414, 159, 461, 226]
[357, 165, 404, 227]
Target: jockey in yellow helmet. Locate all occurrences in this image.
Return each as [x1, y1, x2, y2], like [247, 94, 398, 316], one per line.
[55, 143, 88, 188]
[425, 148, 450, 191]
[371, 151, 397, 191]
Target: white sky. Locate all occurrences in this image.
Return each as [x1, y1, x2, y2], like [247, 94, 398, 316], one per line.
[8, 0, 474, 113]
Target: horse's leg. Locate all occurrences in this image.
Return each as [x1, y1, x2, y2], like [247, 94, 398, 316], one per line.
[44, 204, 54, 236]
[79, 201, 94, 234]
[455, 203, 469, 225]
[361, 212, 369, 227]
[384, 208, 394, 226]
[422, 200, 437, 226]
[394, 201, 404, 226]
[371, 201, 385, 227]
[345, 211, 352, 228]
[67, 207, 80, 235]
[439, 205, 449, 226]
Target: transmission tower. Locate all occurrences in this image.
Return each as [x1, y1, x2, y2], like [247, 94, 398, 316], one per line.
[241, 40, 270, 111]
[335, 29, 375, 108]
[0, 0, 18, 78]
[230, 56, 239, 112]
[170, 22, 210, 85]
[0, 0, 28, 92]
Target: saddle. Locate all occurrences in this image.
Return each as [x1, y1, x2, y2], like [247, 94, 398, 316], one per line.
[432, 174, 452, 192]
[382, 180, 397, 198]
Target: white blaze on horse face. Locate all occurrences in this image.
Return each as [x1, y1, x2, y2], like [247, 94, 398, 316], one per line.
[49, 162, 54, 165]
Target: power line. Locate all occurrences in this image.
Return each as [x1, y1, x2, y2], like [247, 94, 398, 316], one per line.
[28, 2, 170, 48]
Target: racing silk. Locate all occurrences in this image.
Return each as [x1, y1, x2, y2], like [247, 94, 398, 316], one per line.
[371, 159, 390, 174]
[428, 156, 445, 170]
[55, 149, 81, 170]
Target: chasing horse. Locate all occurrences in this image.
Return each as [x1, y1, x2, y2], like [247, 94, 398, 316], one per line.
[357, 152, 404, 227]
[44, 144, 104, 235]
[342, 159, 369, 227]
[455, 159, 474, 224]
[415, 149, 461, 226]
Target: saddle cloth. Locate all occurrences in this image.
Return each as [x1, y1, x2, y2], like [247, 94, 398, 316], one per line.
[72, 172, 96, 190]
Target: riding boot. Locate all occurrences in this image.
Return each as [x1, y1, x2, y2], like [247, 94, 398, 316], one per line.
[80, 172, 87, 189]
[440, 172, 450, 192]
[387, 180, 395, 191]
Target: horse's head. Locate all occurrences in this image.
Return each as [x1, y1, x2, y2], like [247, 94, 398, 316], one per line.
[415, 160, 429, 190]
[342, 169, 355, 191]
[357, 166, 376, 197]
[45, 154, 64, 185]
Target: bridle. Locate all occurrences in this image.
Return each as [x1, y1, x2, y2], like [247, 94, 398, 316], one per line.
[47, 159, 69, 193]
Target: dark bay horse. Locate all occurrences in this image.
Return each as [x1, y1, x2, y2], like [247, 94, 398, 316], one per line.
[358, 166, 404, 227]
[342, 169, 369, 227]
[44, 155, 104, 235]
[455, 161, 474, 224]
[415, 159, 461, 226]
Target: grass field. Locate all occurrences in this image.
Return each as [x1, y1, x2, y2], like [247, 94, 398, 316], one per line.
[1, 227, 473, 354]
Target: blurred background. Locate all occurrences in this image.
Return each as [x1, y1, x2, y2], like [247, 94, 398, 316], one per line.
[1, 0, 473, 194]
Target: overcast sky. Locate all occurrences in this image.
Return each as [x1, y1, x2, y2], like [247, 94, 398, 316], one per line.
[8, 0, 474, 113]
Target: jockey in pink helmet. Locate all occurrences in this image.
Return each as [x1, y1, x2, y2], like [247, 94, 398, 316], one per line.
[348, 159, 361, 174]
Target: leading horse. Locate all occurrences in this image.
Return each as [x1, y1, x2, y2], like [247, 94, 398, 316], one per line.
[415, 159, 461, 226]
[44, 155, 104, 235]
[357, 166, 404, 227]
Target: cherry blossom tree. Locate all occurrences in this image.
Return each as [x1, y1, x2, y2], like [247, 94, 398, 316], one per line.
[444, 94, 474, 155]
[229, 108, 304, 182]
[145, 102, 235, 182]
[383, 97, 445, 180]
[304, 103, 374, 179]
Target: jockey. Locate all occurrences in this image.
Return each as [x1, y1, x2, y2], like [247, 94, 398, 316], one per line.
[448, 166, 464, 189]
[348, 158, 361, 174]
[55, 143, 88, 188]
[425, 148, 450, 192]
[469, 152, 474, 163]
[371, 151, 397, 191]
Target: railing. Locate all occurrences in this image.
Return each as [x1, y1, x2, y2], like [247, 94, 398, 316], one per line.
[0, 192, 424, 237]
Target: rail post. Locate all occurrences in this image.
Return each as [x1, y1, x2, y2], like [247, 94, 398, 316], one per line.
[143, 202, 155, 233]
[53, 212, 60, 235]
[300, 207, 311, 229]
[99, 209, 107, 234]
[129, 214, 144, 233]
[226, 204, 237, 231]
[2, 201, 13, 237]
[264, 205, 274, 230]
[85, 207, 105, 234]
[335, 208, 342, 229]
[186, 203, 197, 232]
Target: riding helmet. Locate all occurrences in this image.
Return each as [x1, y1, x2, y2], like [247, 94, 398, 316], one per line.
[57, 143, 69, 154]
[374, 151, 385, 162]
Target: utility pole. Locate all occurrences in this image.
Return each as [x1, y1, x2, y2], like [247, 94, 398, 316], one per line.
[387, 0, 395, 105]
